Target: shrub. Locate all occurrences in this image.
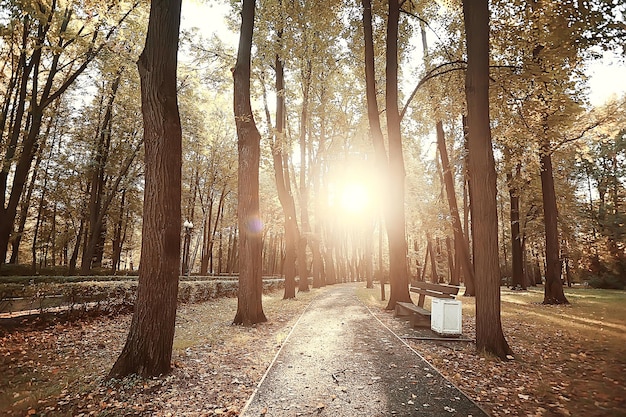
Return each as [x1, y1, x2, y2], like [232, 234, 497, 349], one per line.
[587, 273, 625, 290]
[0, 277, 284, 319]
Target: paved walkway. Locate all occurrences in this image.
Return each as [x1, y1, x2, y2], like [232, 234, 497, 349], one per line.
[241, 283, 488, 416]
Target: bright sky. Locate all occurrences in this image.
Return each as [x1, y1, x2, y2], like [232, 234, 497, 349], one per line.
[586, 52, 626, 106]
[180, 0, 236, 45]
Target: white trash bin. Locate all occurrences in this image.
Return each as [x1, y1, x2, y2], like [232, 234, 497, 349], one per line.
[431, 298, 462, 337]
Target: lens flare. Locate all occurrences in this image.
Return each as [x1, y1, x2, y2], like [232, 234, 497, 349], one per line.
[246, 216, 263, 234]
[340, 182, 370, 214]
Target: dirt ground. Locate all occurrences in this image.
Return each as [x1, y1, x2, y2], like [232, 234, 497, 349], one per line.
[1, 283, 625, 416]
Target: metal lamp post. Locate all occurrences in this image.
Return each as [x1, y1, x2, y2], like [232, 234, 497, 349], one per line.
[182, 220, 194, 276]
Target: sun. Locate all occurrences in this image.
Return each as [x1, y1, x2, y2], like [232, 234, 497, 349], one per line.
[340, 182, 371, 214]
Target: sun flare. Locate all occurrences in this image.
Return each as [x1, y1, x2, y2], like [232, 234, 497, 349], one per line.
[340, 182, 371, 214]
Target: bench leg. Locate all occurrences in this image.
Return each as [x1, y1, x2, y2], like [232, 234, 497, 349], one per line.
[410, 314, 430, 328]
[417, 294, 426, 308]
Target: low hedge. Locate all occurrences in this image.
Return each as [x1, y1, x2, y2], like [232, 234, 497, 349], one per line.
[0, 278, 285, 317]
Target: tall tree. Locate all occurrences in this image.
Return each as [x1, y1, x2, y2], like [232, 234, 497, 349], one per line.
[256, 0, 300, 299]
[383, 0, 412, 308]
[271, 56, 300, 299]
[506, 159, 526, 289]
[81, 72, 122, 273]
[462, 0, 513, 359]
[436, 121, 474, 286]
[362, 0, 411, 310]
[233, 0, 267, 326]
[413, 12, 474, 288]
[108, 0, 183, 378]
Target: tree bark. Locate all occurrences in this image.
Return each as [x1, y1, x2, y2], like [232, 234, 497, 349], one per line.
[297, 60, 312, 293]
[68, 216, 85, 275]
[462, 115, 477, 296]
[111, 189, 127, 274]
[384, 0, 412, 309]
[323, 247, 336, 285]
[436, 122, 475, 286]
[361, 0, 411, 309]
[462, 0, 513, 359]
[233, 0, 267, 326]
[200, 197, 214, 275]
[507, 164, 525, 289]
[108, 0, 183, 378]
[269, 36, 299, 299]
[10, 142, 43, 264]
[81, 73, 122, 274]
[539, 140, 569, 304]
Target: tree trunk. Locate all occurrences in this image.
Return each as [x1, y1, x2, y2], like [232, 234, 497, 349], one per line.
[311, 236, 324, 288]
[232, 0, 267, 326]
[48, 201, 57, 266]
[207, 189, 226, 274]
[0, 17, 37, 265]
[283, 210, 298, 299]
[0, 108, 44, 265]
[384, 0, 412, 309]
[68, 217, 84, 276]
[111, 189, 127, 274]
[461, 115, 476, 296]
[379, 215, 385, 300]
[539, 140, 569, 304]
[200, 199, 213, 275]
[507, 164, 525, 289]
[445, 236, 455, 283]
[32, 174, 48, 274]
[365, 233, 374, 289]
[362, 0, 410, 309]
[462, 0, 513, 359]
[436, 122, 475, 286]
[426, 236, 439, 283]
[323, 247, 336, 285]
[81, 73, 122, 274]
[363, 0, 387, 299]
[227, 227, 238, 274]
[297, 60, 312, 293]
[10, 145, 43, 264]
[269, 38, 299, 299]
[310, 116, 326, 289]
[108, 0, 183, 378]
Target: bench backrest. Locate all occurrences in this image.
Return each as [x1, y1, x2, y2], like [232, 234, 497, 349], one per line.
[410, 281, 461, 307]
[410, 281, 460, 295]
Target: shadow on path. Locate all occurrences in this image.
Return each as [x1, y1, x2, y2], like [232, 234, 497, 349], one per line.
[242, 283, 488, 416]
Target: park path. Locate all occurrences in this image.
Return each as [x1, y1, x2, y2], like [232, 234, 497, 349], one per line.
[241, 283, 488, 416]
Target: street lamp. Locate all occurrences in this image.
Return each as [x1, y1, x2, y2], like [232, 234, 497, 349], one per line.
[182, 220, 194, 276]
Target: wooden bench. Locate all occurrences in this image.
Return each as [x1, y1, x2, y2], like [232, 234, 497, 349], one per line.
[410, 281, 460, 306]
[394, 282, 461, 328]
[394, 301, 432, 327]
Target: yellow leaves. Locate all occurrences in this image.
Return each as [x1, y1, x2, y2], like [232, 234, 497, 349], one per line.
[434, 0, 461, 12]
